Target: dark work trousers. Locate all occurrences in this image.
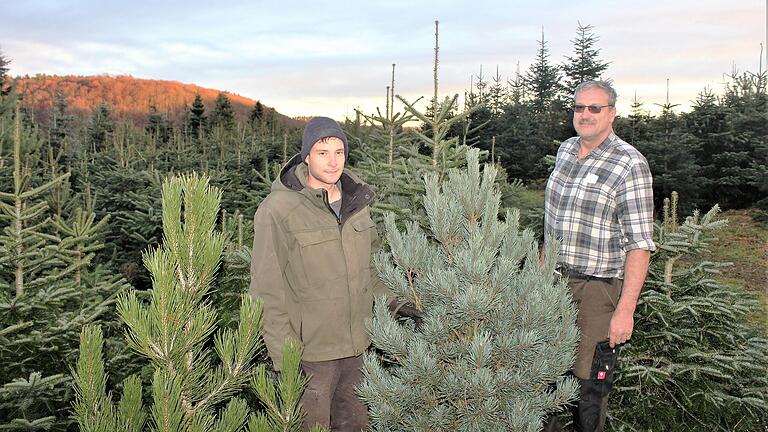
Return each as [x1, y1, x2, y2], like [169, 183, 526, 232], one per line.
[300, 354, 368, 432]
[570, 276, 622, 380]
[544, 275, 623, 432]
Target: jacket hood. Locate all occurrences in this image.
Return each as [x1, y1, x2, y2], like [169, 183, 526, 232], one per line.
[272, 153, 376, 226]
[273, 153, 306, 192]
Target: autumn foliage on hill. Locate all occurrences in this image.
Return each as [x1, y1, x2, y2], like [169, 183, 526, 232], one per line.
[15, 74, 303, 128]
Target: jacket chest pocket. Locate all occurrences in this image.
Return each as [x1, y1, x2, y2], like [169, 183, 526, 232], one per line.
[350, 218, 376, 258]
[292, 229, 345, 300]
[349, 218, 376, 292]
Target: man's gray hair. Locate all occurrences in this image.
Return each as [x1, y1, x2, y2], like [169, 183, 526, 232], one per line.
[574, 80, 617, 106]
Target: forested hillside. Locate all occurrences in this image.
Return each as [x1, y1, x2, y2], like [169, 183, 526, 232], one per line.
[14, 74, 304, 128]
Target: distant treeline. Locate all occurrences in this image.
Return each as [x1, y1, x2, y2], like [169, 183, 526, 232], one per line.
[434, 24, 767, 214]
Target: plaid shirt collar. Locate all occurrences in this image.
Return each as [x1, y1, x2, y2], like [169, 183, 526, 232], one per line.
[564, 132, 619, 160]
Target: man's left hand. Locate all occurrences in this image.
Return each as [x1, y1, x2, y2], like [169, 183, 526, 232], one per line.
[608, 308, 634, 348]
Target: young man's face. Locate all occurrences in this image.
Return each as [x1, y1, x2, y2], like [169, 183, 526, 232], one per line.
[304, 137, 345, 189]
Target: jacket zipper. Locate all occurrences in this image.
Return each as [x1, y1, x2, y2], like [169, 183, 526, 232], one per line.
[321, 189, 356, 352]
[322, 183, 375, 356]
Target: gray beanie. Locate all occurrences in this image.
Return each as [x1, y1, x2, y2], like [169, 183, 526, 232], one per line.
[301, 117, 348, 161]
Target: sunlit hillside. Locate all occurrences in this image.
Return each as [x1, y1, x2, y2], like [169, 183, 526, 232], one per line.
[14, 74, 304, 128]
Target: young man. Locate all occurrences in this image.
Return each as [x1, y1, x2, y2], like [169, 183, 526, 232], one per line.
[543, 81, 655, 432]
[249, 117, 416, 431]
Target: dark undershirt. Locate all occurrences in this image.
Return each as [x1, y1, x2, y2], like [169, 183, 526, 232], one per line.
[329, 180, 342, 217]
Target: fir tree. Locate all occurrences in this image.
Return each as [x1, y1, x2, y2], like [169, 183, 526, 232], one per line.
[491, 62, 550, 181]
[249, 100, 265, 127]
[634, 97, 706, 214]
[508, 62, 526, 106]
[0, 104, 70, 298]
[613, 92, 652, 147]
[0, 80, 20, 159]
[525, 28, 561, 115]
[507, 29, 568, 180]
[210, 93, 237, 132]
[0, 102, 133, 430]
[700, 69, 767, 209]
[352, 22, 482, 225]
[408, 21, 479, 174]
[461, 66, 499, 157]
[88, 104, 115, 153]
[49, 90, 74, 154]
[188, 93, 206, 140]
[215, 210, 254, 328]
[495, 99, 552, 182]
[360, 149, 579, 431]
[486, 65, 508, 117]
[146, 104, 172, 145]
[347, 64, 420, 221]
[0, 47, 10, 94]
[90, 162, 163, 288]
[262, 108, 278, 134]
[610, 193, 768, 431]
[561, 22, 610, 97]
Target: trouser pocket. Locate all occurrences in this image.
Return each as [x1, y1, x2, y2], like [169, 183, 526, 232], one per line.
[589, 340, 620, 397]
[572, 342, 619, 432]
[571, 278, 621, 379]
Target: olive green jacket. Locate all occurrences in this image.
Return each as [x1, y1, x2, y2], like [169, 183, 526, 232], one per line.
[249, 155, 388, 370]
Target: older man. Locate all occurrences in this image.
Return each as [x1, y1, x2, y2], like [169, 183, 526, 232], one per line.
[544, 81, 655, 431]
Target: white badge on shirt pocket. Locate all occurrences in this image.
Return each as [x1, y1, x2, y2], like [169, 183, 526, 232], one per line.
[577, 172, 601, 200]
[583, 172, 599, 185]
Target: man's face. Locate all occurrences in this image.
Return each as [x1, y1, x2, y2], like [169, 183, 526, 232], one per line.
[304, 137, 345, 189]
[573, 87, 616, 143]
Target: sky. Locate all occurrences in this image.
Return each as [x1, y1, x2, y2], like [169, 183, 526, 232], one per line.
[2, 0, 766, 120]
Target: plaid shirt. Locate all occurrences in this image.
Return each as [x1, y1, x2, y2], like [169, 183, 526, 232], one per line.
[544, 132, 655, 279]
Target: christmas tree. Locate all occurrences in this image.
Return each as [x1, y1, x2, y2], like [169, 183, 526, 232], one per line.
[0, 100, 133, 430]
[359, 149, 579, 431]
[610, 193, 768, 431]
[349, 21, 483, 226]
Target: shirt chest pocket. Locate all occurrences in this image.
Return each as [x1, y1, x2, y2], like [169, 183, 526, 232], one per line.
[576, 180, 614, 208]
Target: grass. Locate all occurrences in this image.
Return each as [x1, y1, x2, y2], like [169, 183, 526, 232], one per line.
[708, 209, 768, 331]
[708, 209, 767, 294]
[502, 182, 546, 240]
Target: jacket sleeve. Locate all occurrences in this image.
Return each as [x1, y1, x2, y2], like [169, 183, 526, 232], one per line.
[249, 204, 295, 371]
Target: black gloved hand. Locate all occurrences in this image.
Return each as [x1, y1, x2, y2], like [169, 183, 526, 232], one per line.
[390, 301, 424, 330]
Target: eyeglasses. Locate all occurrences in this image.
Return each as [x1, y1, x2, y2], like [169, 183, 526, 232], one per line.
[573, 104, 613, 114]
